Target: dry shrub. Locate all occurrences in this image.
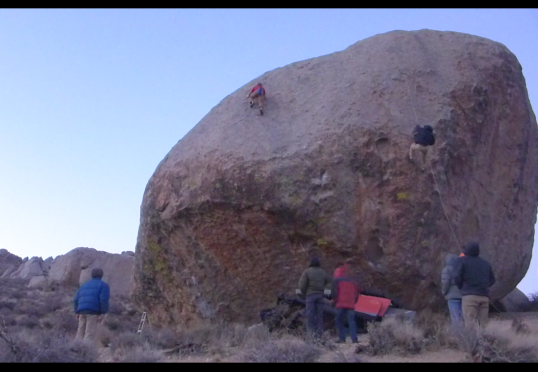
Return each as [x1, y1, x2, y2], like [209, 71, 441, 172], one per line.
[240, 336, 321, 363]
[329, 350, 362, 363]
[451, 322, 482, 356]
[528, 292, 538, 312]
[473, 320, 538, 363]
[42, 293, 66, 312]
[0, 328, 98, 362]
[139, 321, 265, 358]
[115, 344, 164, 363]
[0, 301, 15, 313]
[16, 314, 40, 329]
[104, 314, 139, 333]
[364, 318, 427, 356]
[107, 300, 124, 316]
[0, 278, 27, 296]
[242, 323, 271, 347]
[49, 310, 78, 334]
[109, 330, 144, 351]
[141, 327, 180, 350]
[414, 309, 457, 350]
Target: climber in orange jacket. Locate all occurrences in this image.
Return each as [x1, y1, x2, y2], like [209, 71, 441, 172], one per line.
[247, 82, 266, 115]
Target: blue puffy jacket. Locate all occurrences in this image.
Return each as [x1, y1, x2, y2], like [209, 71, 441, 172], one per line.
[74, 278, 110, 314]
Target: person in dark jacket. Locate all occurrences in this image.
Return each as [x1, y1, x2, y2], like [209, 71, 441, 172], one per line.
[441, 253, 463, 326]
[296, 257, 331, 338]
[74, 267, 110, 342]
[409, 125, 435, 171]
[331, 263, 360, 344]
[453, 242, 495, 327]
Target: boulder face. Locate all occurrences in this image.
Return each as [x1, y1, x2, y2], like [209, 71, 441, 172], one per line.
[133, 29, 538, 328]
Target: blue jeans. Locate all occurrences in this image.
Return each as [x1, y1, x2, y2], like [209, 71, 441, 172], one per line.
[335, 308, 357, 342]
[448, 299, 463, 325]
[306, 293, 325, 338]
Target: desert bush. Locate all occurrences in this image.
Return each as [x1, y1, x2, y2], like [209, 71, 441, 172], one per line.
[414, 309, 457, 350]
[329, 350, 362, 363]
[0, 301, 15, 312]
[49, 311, 79, 334]
[1, 316, 16, 327]
[474, 321, 538, 363]
[115, 344, 164, 363]
[141, 327, 180, 350]
[451, 319, 538, 363]
[242, 323, 271, 347]
[528, 292, 538, 312]
[0, 278, 27, 296]
[104, 314, 138, 333]
[16, 314, 40, 329]
[10, 291, 26, 300]
[0, 328, 99, 362]
[364, 318, 427, 356]
[240, 336, 321, 363]
[42, 294, 66, 312]
[450, 322, 482, 356]
[107, 301, 124, 316]
[109, 330, 144, 351]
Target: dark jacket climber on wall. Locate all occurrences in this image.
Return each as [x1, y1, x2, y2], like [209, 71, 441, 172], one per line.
[409, 125, 435, 171]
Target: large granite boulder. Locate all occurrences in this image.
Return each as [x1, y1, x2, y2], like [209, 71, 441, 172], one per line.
[133, 29, 538, 328]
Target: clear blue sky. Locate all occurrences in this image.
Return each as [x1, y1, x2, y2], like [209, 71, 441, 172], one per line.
[1, 9, 537, 295]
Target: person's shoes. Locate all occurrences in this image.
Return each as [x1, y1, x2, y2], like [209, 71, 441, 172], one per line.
[259, 107, 264, 115]
[335, 340, 346, 344]
[352, 340, 358, 344]
[249, 101, 254, 108]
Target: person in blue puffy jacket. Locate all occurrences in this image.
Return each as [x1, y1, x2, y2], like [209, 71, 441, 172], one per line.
[73, 267, 110, 342]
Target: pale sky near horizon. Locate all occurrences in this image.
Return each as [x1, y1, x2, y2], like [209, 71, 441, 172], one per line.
[1, 9, 537, 295]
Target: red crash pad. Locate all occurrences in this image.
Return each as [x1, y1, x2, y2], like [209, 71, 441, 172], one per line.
[355, 295, 392, 317]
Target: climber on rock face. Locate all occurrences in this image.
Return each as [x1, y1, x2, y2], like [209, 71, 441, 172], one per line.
[247, 82, 266, 115]
[409, 125, 435, 171]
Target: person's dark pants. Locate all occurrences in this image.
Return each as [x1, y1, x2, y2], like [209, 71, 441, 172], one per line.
[306, 293, 325, 338]
[335, 308, 358, 342]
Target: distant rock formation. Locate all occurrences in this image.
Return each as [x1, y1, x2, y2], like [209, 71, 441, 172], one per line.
[0, 247, 135, 297]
